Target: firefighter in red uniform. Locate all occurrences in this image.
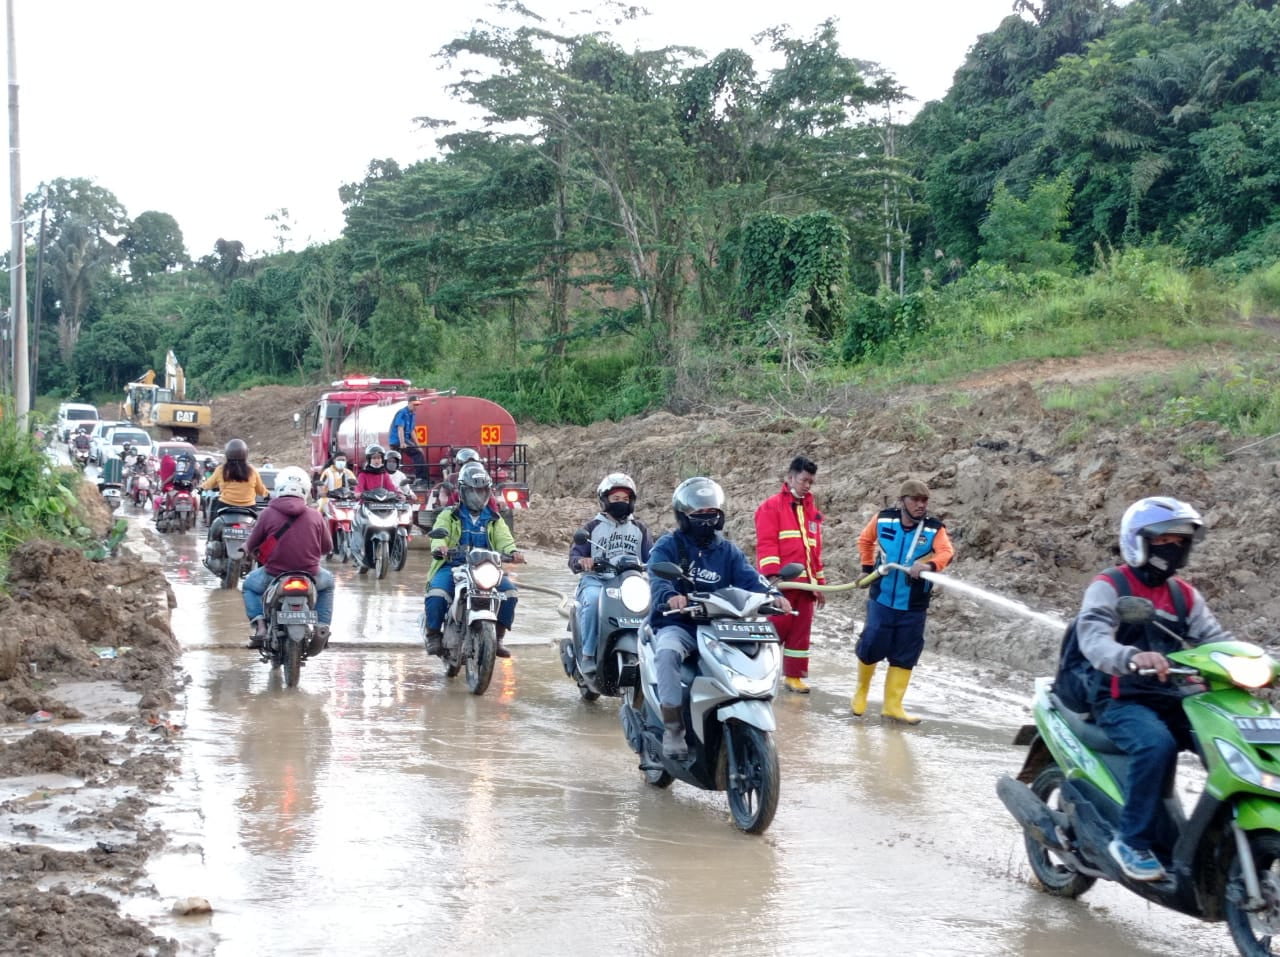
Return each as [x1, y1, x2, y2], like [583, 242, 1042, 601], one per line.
[754, 456, 825, 693]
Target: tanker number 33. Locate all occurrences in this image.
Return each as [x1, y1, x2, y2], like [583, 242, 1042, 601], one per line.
[480, 424, 502, 445]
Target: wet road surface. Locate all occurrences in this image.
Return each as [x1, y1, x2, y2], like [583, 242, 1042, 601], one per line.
[112, 504, 1235, 956]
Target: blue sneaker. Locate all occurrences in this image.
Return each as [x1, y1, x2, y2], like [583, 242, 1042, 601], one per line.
[1108, 838, 1166, 882]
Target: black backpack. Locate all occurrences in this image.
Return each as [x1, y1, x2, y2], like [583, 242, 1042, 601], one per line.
[1054, 566, 1187, 713]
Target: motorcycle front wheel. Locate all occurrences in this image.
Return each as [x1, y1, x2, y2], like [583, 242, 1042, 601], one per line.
[1226, 830, 1280, 956]
[333, 527, 348, 563]
[374, 539, 389, 579]
[390, 532, 407, 571]
[465, 621, 497, 695]
[221, 556, 242, 590]
[1026, 765, 1096, 898]
[725, 722, 780, 834]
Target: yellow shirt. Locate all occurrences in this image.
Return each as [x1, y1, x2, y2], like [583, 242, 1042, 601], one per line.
[201, 464, 268, 506]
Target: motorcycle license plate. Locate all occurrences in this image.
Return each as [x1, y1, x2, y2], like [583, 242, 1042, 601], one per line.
[176, 504, 193, 513]
[1233, 716, 1280, 744]
[276, 610, 316, 624]
[223, 527, 249, 539]
[710, 620, 779, 642]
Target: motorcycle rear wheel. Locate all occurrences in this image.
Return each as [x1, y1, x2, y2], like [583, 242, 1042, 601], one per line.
[465, 621, 497, 695]
[282, 639, 303, 689]
[726, 722, 779, 834]
[221, 557, 242, 590]
[1227, 831, 1280, 957]
[1026, 765, 1096, 898]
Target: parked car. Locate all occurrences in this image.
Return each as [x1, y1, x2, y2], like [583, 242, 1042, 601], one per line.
[92, 425, 153, 466]
[56, 402, 99, 443]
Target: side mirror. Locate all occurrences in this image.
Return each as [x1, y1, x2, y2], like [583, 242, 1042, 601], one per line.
[428, 528, 448, 540]
[1115, 595, 1156, 624]
[649, 561, 685, 582]
[573, 528, 589, 545]
[776, 562, 806, 581]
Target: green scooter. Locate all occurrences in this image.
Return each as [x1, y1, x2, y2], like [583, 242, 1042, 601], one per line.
[998, 595, 1280, 957]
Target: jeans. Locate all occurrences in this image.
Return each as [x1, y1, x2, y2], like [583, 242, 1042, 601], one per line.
[575, 575, 605, 656]
[653, 624, 697, 709]
[1095, 698, 1192, 850]
[243, 566, 335, 625]
[424, 564, 517, 632]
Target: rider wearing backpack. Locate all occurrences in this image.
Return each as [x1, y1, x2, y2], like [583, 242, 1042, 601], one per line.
[1075, 496, 1233, 883]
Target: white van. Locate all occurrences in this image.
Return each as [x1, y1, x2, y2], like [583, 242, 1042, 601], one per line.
[57, 402, 100, 442]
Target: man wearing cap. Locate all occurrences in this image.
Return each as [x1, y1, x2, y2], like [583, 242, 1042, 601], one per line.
[389, 396, 426, 483]
[851, 478, 954, 724]
[754, 456, 826, 694]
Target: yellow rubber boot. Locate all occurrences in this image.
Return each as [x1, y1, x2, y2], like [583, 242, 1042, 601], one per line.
[882, 666, 921, 725]
[850, 661, 877, 715]
[784, 677, 811, 694]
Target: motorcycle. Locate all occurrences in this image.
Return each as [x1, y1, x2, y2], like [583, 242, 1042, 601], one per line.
[70, 441, 90, 469]
[204, 506, 259, 589]
[559, 528, 649, 701]
[199, 487, 218, 527]
[997, 594, 1280, 957]
[347, 487, 400, 579]
[98, 455, 124, 510]
[322, 488, 357, 563]
[258, 572, 326, 689]
[154, 479, 197, 533]
[620, 560, 802, 834]
[128, 470, 152, 509]
[420, 527, 516, 696]
[390, 495, 417, 572]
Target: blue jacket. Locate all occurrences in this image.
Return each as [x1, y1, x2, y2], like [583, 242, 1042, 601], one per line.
[389, 406, 415, 447]
[647, 530, 770, 637]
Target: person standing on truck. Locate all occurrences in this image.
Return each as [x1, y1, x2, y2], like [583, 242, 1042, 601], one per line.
[389, 396, 426, 483]
[754, 456, 825, 694]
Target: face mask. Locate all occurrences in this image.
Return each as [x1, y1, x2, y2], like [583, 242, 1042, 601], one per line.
[686, 515, 719, 547]
[334, 459, 346, 470]
[1148, 540, 1190, 575]
[604, 500, 633, 520]
[462, 488, 488, 512]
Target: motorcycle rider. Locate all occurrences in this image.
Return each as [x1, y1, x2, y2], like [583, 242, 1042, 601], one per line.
[1076, 496, 1233, 883]
[385, 449, 416, 497]
[349, 444, 400, 572]
[316, 453, 357, 502]
[201, 439, 268, 522]
[423, 462, 525, 658]
[432, 447, 481, 508]
[241, 466, 335, 651]
[569, 472, 652, 676]
[648, 477, 791, 759]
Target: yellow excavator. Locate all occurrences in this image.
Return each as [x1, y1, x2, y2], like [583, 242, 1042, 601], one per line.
[121, 351, 213, 443]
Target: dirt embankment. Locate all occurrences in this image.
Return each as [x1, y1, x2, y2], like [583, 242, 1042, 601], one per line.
[208, 357, 1280, 678]
[0, 484, 182, 957]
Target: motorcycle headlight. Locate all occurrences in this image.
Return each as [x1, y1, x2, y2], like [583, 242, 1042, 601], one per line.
[472, 562, 502, 591]
[1215, 652, 1275, 690]
[617, 575, 650, 613]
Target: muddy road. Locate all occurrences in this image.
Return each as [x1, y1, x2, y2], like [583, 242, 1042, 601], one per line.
[110, 511, 1236, 957]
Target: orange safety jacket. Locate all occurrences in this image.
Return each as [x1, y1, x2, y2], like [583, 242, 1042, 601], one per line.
[754, 485, 825, 586]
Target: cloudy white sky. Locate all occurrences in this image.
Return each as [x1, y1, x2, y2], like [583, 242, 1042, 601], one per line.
[5, 0, 1019, 258]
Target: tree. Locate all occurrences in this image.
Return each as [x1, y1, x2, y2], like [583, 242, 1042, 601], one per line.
[979, 175, 1075, 273]
[121, 211, 188, 281]
[298, 245, 360, 380]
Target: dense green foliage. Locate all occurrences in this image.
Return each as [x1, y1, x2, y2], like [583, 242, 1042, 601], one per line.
[10, 1, 1280, 424]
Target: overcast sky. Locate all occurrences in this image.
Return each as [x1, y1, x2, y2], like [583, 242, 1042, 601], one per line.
[5, 0, 1019, 258]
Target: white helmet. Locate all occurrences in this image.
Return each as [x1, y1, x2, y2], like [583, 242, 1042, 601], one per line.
[273, 466, 310, 500]
[1118, 496, 1204, 568]
[596, 472, 637, 508]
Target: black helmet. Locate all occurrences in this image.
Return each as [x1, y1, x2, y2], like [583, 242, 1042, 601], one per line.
[364, 443, 386, 473]
[672, 476, 725, 541]
[225, 438, 248, 462]
[385, 449, 402, 471]
[202, 457, 215, 470]
[457, 461, 492, 512]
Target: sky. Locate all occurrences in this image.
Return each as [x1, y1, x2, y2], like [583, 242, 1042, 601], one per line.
[4, 0, 1020, 259]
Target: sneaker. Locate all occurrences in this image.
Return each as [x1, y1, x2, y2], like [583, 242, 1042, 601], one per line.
[784, 677, 811, 694]
[1108, 838, 1165, 882]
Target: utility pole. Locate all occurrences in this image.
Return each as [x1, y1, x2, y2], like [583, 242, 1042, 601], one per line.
[6, 0, 27, 425]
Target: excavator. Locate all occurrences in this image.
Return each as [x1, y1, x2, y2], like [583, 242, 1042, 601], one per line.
[121, 351, 213, 443]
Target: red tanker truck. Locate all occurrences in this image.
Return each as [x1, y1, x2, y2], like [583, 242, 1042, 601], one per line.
[306, 376, 530, 528]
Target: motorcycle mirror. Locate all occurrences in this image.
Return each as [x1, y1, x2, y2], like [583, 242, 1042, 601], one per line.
[1115, 595, 1157, 624]
[649, 561, 685, 581]
[776, 562, 806, 581]
[573, 528, 589, 545]
[428, 528, 449, 540]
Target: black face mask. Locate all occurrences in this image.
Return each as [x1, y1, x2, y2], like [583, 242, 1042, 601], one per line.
[1134, 540, 1191, 585]
[686, 515, 719, 547]
[604, 500, 633, 521]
